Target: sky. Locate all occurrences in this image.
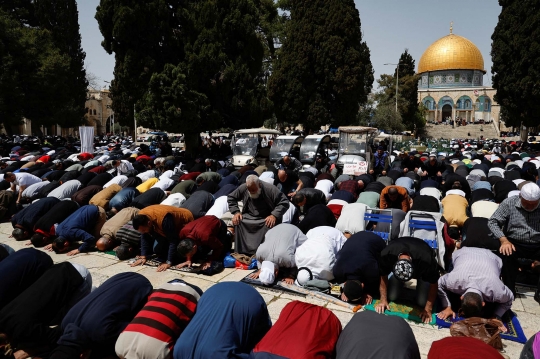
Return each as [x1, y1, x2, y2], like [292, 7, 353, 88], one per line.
[78, 0, 502, 90]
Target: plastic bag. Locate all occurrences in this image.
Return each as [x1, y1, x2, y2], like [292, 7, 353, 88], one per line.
[449, 317, 503, 350]
[223, 253, 236, 268]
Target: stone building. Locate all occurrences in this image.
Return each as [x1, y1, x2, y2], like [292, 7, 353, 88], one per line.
[85, 87, 114, 135]
[417, 26, 502, 134]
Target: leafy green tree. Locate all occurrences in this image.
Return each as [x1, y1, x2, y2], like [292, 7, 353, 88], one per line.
[491, 0, 540, 127]
[33, 0, 88, 127]
[0, 1, 86, 132]
[96, 0, 187, 127]
[372, 102, 404, 133]
[377, 49, 421, 130]
[0, 10, 26, 130]
[138, 0, 274, 153]
[268, 0, 373, 133]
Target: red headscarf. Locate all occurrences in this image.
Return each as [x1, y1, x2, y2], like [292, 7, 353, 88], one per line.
[252, 301, 342, 359]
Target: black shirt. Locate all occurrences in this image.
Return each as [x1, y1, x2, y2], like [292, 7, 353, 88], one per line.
[274, 171, 299, 195]
[333, 232, 386, 294]
[379, 237, 440, 284]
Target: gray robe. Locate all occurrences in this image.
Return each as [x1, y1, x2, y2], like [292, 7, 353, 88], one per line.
[227, 181, 289, 255]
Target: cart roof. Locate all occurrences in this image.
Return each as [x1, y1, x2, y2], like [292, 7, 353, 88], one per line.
[234, 128, 281, 135]
[338, 126, 379, 134]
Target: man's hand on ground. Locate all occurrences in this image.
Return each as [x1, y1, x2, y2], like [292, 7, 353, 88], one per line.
[232, 213, 243, 226]
[282, 277, 294, 285]
[201, 261, 212, 270]
[375, 300, 390, 314]
[130, 256, 146, 267]
[340, 292, 349, 302]
[248, 270, 261, 279]
[436, 306, 455, 320]
[157, 263, 171, 272]
[363, 294, 373, 305]
[66, 249, 80, 256]
[420, 308, 433, 324]
[499, 239, 515, 256]
[176, 260, 192, 269]
[44, 244, 53, 252]
[265, 215, 276, 228]
[492, 318, 507, 333]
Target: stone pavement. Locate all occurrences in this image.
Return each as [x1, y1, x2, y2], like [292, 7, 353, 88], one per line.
[1, 222, 538, 358]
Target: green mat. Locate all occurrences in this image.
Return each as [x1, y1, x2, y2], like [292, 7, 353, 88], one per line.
[364, 299, 436, 325]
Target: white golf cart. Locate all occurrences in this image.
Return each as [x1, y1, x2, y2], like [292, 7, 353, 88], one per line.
[335, 126, 379, 175]
[269, 135, 304, 164]
[299, 134, 332, 169]
[231, 128, 281, 168]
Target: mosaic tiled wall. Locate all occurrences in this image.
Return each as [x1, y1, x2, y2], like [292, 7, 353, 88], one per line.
[418, 70, 484, 89]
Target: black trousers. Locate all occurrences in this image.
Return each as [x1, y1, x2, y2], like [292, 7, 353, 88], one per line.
[501, 241, 540, 295]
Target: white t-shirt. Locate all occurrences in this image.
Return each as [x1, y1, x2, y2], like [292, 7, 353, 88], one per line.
[151, 178, 174, 191]
[205, 196, 229, 219]
[103, 175, 128, 188]
[137, 170, 157, 182]
[22, 181, 50, 198]
[315, 179, 333, 201]
[14, 173, 42, 187]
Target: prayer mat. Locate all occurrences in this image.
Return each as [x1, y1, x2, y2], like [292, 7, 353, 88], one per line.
[364, 299, 437, 325]
[104, 250, 116, 257]
[241, 273, 307, 296]
[144, 258, 201, 274]
[242, 273, 358, 312]
[436, 311, 527, 344]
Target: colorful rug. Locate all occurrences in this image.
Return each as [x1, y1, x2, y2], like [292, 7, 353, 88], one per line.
[364, 299, 437, 325]
[436, 311, 527, 344]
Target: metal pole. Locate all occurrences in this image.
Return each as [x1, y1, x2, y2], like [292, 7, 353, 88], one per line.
[134, 104, 137, 139]
[395, 65, 399, 113]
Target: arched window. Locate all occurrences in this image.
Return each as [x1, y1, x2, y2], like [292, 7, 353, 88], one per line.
[457, 100, 462, 109]
[88, 108, 92, 114]
[484, 100, 490, 112]
[93, 109, 97, 115]
[465, 100, 471, 109]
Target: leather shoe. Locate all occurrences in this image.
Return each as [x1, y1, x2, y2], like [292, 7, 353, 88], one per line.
[534, 290, 540, 305]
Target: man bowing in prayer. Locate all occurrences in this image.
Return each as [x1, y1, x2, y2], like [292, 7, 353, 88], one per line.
[228, 175, 289, 255]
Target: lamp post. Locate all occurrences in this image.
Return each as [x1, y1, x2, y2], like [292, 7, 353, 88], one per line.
[384, 62, 405, 113]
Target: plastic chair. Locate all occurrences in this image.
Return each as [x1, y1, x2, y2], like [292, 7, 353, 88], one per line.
[364, 208, 393, 242]
[408, 213, 442, 264]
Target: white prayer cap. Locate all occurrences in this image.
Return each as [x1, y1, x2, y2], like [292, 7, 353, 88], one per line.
[508, 190, 521, 198]
[259, 261, 276, 285]
[446, 189, 466, 198]
[451, 159, 460, 164]
[521, 183, 540, 201]
[296, 267, 313, 286]
[513, 179, 525, 187]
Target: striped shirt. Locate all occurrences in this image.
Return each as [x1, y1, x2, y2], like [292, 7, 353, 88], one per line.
[438, 247, 514, 317]
[117, 283, 200, 359]
[488, 196, 540, 244]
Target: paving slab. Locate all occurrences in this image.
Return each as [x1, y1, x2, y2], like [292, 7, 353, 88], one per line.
[1, 224, 538, 357]
[219, 268, 253, 282]
[266, 298, 293, 321]
[66, 253, 117, 270]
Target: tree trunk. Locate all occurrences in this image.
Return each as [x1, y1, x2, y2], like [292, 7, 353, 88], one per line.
[183, 131, 200, 157]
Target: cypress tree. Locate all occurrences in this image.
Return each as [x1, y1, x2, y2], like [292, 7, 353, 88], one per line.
[33, 0, 88, 128]
[491, 0, 540, 127]
[268, 0, 373, 133]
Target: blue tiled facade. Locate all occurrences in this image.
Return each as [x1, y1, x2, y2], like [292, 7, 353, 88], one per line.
[418, 69, 484, 89]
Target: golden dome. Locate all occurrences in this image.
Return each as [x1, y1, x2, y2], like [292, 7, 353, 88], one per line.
[418, 33, 485, 74]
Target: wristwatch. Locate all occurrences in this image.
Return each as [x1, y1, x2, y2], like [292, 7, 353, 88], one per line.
[166, 260, 172, 265]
